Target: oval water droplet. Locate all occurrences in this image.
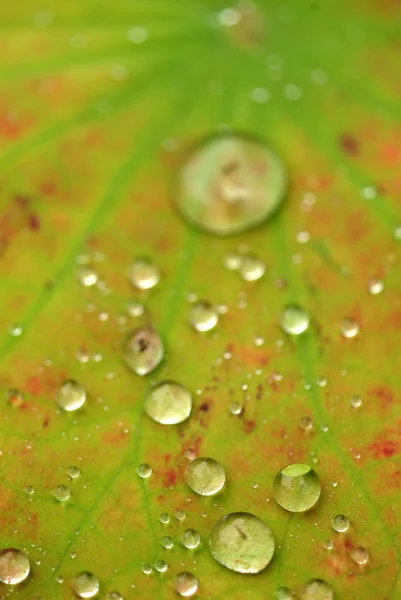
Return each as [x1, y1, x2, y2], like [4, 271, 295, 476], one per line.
[301, 579, 333, 600]
[68, 466, 81, 479]
[175, 509, 186, 521]
[188, 301, 219, 332]
[332, 514, 350, 533]
[174, 572, 198, 597]
[162, 536, 173, 549]
[0, 548, 30, 585]
[71, 572, 100, 598]
[159, 512, 170, 524]
[340, 318, 360, 339]
[129, 258, 160, 290]
[154, 559, 168, 573]
[25, 485, 35, 495]
[144, 381, 192, 425]
[350, 546, 369, 565]
[137, 463, 152, 478]
[209, 512, 275, 573]
[53, 485, 71, 502]
[239, 254, 266, 281]
[126, 299, 145, 318]
[56, 380, 86, 412]
[123, 327, 164, 376]
[273, 464, 321, 512]
[176, 133, 286, 235]
[185, 457, 226, 496]
[324, 539, 333, 550]
[181, 529, 201, 549]
[141, 563, 152, 575]
[299, 416, 314, 431]
[223, 252, 242, 270]
[280, 304, 310, 335]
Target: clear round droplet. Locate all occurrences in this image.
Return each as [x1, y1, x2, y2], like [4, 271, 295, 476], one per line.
[340, 318, 360, 339]
[175, 133, 286, 236]
[275, 587, 294, 600]
[181, 529, 201, 549]
[25, 485, 35, 495]
[175, 509, 186, 521]
[106, 592, 123, 600]
[154, 559, 167, 573]
[324, 539, 334, 550]
[71, 572, 100, 598]
[280, 304, 310, 335]
[137, 463, 152, 478]
[129, 258, 160, 290]
[301, 579, 333, 600]
[350, 546, 369, 565]
[174, 572, 198, 597]
[350, 395, 363, 409]
[141, 564, 152, 575]
[53, 485, 71, 502]
[185, 457, 226, 496]
[162, 536, 173, 549]
[126, 299, 145, 317]
[144, 381, 192, 425]
[56, 380, 86, 412]
[299, 416, 314, 431]
[188, 301, 219, 332]
[77, 267, 98, 287]
[0, 548, 30, 585]
[273, 464, 321, 512]
[239, 254, 266, 282]
[229, 401, 243, 415]
[123, 327, 164, 376]
[209, 512, 275, 574]
[159, 512, 170, 524]
[332, 514, 350, 533]
[368, 279, 384, 295]
[68, 466, 81, 479]
[223, 253, 243, 270]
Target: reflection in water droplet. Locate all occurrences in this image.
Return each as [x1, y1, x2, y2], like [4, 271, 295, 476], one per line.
[123, 327, 164, 376]
[299, 416, 314, 431]
[71, 572, 100, 598]
[25, 485, 35, 495]
[340, 318, 360, 339]
[175, 509, 186, 521]
[176, 133, 286, 235]
[301, 579, 333, 600]
[280, 304, 310, 335]
[332, 514, 350, 533]
[56, 380, 86, 412]
[181, 529, 201, 549]
[137, 463, 152, 478]
[68, 466, 81, 479]
[174, 572, 198, 597]
[273, 464, 321, 512]
[154, 559, 167, 573]
[239, 254, 265, 282]
[141, 563, 152, 575]
[144, 381, 192, 425]
[188, 301, 219, 332]
[350, 546, 369, 565]
[0, 548, 30, 585]
[162, 536, 173, 549]
[324, 539, 333, 550]
[368, 279, 384, 295]
[53, 485, 71, 502]
[350, 395, 362, 409]
[77, 267, 98, 287]
[275, 587, 294, 600]
[186, 457, 226, 496]
[159, 512, 170, 524]
[209, 512, 275, 573]
[129, 258, 160, 290]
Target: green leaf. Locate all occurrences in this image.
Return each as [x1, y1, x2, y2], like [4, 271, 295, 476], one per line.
[0, 0, 400, 598]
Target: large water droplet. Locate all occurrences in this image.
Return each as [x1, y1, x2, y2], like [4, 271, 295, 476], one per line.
[301, 579, 333, 600]
[350, 546, 369, 565]
[144, 381, 192, 425]
[129, 258, 160, 290]
[188, 301, 219, 332]
[174, 572, 198, 597]
[332, 514, 350, 533]
[176, 133, 286, 235]
[280, 305, 310, 335]
[209, 512, 275, 573]
[123, 327, 164, 375]
[185, 457, 225, 496]
[181, 528, 201, 549]
[273, 464, 321, 512]
[71, 572, 100, 598]
[0, 548, 30, 585]
[56, 380, 86, 412]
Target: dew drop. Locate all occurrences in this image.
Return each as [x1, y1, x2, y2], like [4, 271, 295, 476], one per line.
[209, 512, 275, 574]
[340, 318, 360, 339]
[154, 559, 168, 573]
[184, 448, 197, 461]
[185, 457, 225, 496]
[280, 305, 310, 335]
[239, 254, 266, 281]
[350, 395, 362, 409]
[68, 466, 81, 479]
[9, 324, 23, 337]
[137, 463, 152, 478]
[188, 301, 219, 332]
[176, 133, 286, 235]
[159, 513, 170, 524]
[229, 401, 243, 415]
[129, 258, 159, 290]
[174, 572, 198, 597]
[181, 529, 201, 549]
[301, 579, 333, 600]
[299, 416, 314, 431]
[25, 485, 35, 495]
[324, 539, 333, 550]
[350, 546, 369, 565]
[126, 299, 145, 317]
[275, 587, 294, 600]
[56, 380, 86, 412]
[53, 485, 71, 502]
[123, 327, 164, 376]
[77, 267, 98, 287]
[0, 548, 30, 585]
[175, 509, 186, 521]
[332, 514, 350, 533]
[368, 278, 384, 295]
[273, 464, 321, 512]
[141, 563, 152, 575]
[393, 225, 401, 240]
[162, 536, 173, 549]
[7, 388, 24, 407]
[223, 253, 242, 270]
[106, 592, 124, 600]
[144, 381, 192, 425]
[71, 572, 100, 598]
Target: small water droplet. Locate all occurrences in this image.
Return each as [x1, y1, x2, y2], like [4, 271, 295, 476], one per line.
[9, 324, 23, 337]
[250, 87, 270, 103]
[229, 401, 243, 415]
[350, 546, 369, 565]
[174, 572, 198, 597]
[301, 579, 333, 600]
[137, 463, 152, 478]
[239, 254, 266, 281]
[188, 301, 219, 332]
[161, 536, 173, 549]
[126, 299, 145, 317]
[175, 509, 186, 521]
[154, 559, 167, 573]
[25, 485, 35, 495]
[275, 587, 294, 600]
[77, 267, 98, 287]
[68, 466, 81, 479]
[185, 457, 225, 496]
[209, 512, 275, 573]
[316, 376, 327, 387]
[176, 133, 286, 235]
[123, 327, 164, 376]
[56, 574, 64, 583]
[0, 548, 30, 585]
[340, 318, 360, 339]
[56, 380, 86, 412]
[361, 185, 377, 200]
[181, 529, 201, 549]
[129, 258, 159, 290]
[106, 592, 123, 600]
[141, 563, 152, 575]
[299, 416, 314, 431]
[332, 514, 350, 533]
[144, 381, 192, 425]
[159, 513, 170, 524]
[273, 464, 321, 512]
[53, 485, 71, 502]
[223, 253, 243, 270]
[284, 84, 302, 100]
[350, 395, 363, 409]
[71, 572, 99, 598]
[324, 539, 333, 550]
[368, 279, 384, 295]
[184, 448, 197, 461]
[280, 305, 310, 335]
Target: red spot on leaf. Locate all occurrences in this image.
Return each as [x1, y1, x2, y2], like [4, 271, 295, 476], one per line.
[163, 468, 177, 488]
[164, 454, 171, 464]
[243, 420, 255, 434]
[370, 440, 398, 459]
[26, 377, 42, 395]
[340, 134, 360, 156]
[28, 214, 40, 231]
